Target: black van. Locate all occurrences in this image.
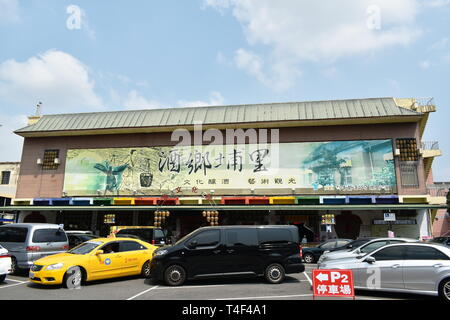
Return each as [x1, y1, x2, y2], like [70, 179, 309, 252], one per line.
[150, 225, 304, 286]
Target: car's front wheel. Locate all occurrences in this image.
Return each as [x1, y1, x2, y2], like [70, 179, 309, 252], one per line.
[63, 266, 83, 289]
[141, 260, 151, 278]
[303, 253, 315, 263]
[265, 263, 285, 284]
[438, 278, 450, 301]
[164, 265, 186, 286]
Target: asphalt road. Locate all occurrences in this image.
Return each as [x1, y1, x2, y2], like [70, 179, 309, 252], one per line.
[0, 264, 437, 301]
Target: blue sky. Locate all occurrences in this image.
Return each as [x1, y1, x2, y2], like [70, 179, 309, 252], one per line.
[0, 0, 449, 180]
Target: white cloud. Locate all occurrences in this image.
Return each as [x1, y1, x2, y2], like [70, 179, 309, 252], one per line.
[177, 91, 225, 108]
[123, 90, 163, 110]
[0, 113, 27, 162]
[0, 50, 103, 114]
[205, 0, 422, 90]
[422, 0, 450, 7]
[419, 60, 432, 69]
[0, 0, 20, 24]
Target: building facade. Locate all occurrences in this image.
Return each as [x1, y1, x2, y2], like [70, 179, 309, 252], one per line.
[5, 97, 447, 241]
[0, 162, 20, 224]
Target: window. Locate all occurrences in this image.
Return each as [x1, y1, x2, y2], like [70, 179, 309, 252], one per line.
[405, 246, 450, 260]
[226, 229, 258, 247]
[190, 230, 220, 247]
[336, 240, 350, 247]
[32, 229, 67, 243]
[372, 246, 406, 261]
[258, 228, 293, 245]
[360, 241, 389, 254]
[1, 171, 11, 185]
[400, 163, 419, 188]
[42, 150, 59, 170]
[100, 242, 120, 253]
[119, 241, 146, 252]
[0, 227, 28, 242]
[154, 229, 165, 242]
[320, 241, 336, 249]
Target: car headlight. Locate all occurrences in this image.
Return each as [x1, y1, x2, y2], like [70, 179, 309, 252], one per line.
[45, 263, 64, 271]
[154, 249, 168, 257]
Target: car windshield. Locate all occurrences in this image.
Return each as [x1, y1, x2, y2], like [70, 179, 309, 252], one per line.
[68, 241, 102, 255]
[175, 230, 198, 246]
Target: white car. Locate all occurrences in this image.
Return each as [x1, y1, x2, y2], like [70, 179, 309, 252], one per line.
[318, 238, 416, 265]
[318, 243, 450, 300]
[0, 245, 12, 282]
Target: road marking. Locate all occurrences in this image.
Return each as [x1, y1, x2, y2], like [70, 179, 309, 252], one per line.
[214, 294, 313, 300]
[155, 284, 229, 290]
[303, 271, 313, 286]
[0, 281, 29, 289]
[126, 285, 159, 300]
[5, 278, 27, 283]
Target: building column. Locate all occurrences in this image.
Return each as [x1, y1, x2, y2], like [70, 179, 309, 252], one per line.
[132, 211, 139, 225]
[91, 211, 98, 235]
[417, 209, 430, 240]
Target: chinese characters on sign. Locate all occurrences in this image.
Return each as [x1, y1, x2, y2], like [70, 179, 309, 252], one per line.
[312, 269, 355, 298]
[64, 139, 397, 196]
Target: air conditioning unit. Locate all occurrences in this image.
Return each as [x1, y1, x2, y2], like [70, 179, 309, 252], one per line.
[54, 158, 60, 164]
[394, 149, 401, 156]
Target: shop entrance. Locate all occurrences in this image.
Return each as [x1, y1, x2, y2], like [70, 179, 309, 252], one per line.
[335, 211, 362, 239]
[97, 212, 133, 237]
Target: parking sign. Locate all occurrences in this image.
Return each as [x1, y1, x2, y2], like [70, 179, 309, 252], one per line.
[312, 269, 355, 298]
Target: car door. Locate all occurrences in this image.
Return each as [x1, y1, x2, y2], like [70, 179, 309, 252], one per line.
[183, 229, 224, 277]
[89, 242, 126, 280]
[118, 240, 150, 275]
[403, 245, 450, 292]
[224, 228, 260, 275]
[358, 245, 406, 289]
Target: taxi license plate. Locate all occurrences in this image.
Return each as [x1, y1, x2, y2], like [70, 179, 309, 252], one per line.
[29, 272, 34, 278]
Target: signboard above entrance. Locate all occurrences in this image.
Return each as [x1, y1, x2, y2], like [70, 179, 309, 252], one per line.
[63, 139, 397, 196]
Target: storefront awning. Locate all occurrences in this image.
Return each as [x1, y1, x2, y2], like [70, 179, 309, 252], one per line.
[2, 204, 447, 212]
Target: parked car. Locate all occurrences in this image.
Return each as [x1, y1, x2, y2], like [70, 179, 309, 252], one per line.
[113, 227, 167, 246]
[67, 233, 99, 249]
[318, 243, 450, 301]
[318, 237, 416, 265]
[302, 239, 352, 263]
[29, 237, 157, 288]
[0, 245, 12, 282]
[150, 225, 305, 286]
[427, 237, 449, 247]
[327, 238, 377, 253]
[0, 223, 69, 274]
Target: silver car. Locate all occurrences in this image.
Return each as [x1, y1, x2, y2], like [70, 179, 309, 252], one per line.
[318, 237, 416, 265]
[318, 243, 450, 300]
[0, 223, 69, 273]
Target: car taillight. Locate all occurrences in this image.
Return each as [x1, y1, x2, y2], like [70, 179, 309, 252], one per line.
[26, 246, 41, 252]
[62, 245, 69, 250]
[299, 245, 303, 259]
[152, 240, 156, 245]
[0, 254, 11, 258]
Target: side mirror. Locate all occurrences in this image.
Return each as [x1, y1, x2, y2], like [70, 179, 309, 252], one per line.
[188, 241, 198, 249]
[96, 250, 104, 255]
[364, 256, 376, 264]
[346, 244, 353, 249]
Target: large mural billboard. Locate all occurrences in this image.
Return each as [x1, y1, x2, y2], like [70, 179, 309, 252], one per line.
[63, 139, 397, 196]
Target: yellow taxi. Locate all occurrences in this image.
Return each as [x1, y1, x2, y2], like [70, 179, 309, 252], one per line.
[29, 237, 157, 288]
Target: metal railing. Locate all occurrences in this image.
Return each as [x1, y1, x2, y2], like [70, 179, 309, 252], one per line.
[426, 186, 449, 197]
[420, 141, 440, 150]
